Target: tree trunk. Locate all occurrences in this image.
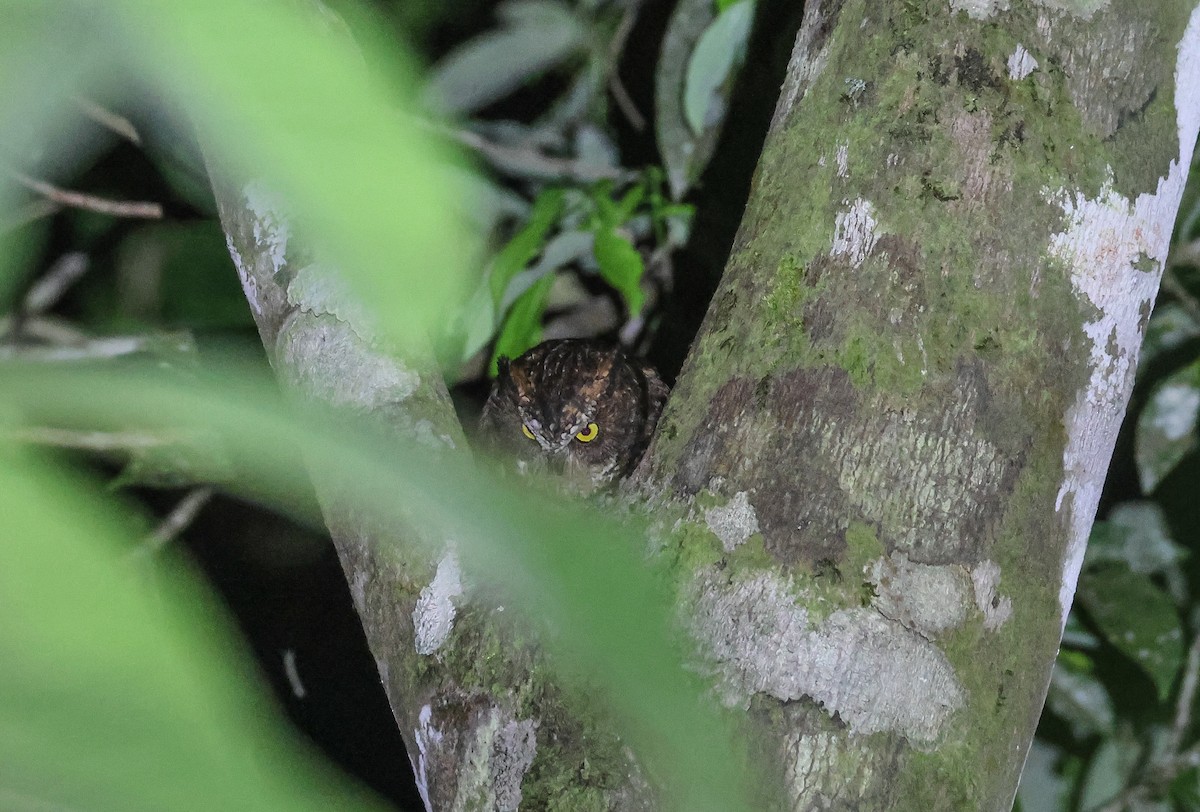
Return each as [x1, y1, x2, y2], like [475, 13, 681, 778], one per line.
[209, 0, 1200, 809]
[632, 0, 1200, 808]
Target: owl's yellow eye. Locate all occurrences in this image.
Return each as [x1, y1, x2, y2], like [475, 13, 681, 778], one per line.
[575, 422, 599, 443]
[521, 424, 536, 441]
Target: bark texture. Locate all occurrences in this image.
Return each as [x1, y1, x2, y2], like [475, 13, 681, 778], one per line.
[634, 0, 1200, 808]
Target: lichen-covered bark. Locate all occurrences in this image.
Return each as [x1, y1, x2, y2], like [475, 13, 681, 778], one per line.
[635, 0, 1200, 809]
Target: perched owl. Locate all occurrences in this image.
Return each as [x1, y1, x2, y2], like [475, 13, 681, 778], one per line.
[479, 339, 669, 490]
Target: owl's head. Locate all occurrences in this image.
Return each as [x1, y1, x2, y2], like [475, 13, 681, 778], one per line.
[479, 340, 668, 490]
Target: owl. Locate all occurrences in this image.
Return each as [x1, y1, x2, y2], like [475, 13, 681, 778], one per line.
[479, 339, 669, 490]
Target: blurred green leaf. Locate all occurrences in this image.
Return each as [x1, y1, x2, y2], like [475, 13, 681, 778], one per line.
[424, 0, 585, 115]
[1061, 611, 1100, 649]
[1077, 734, 1141, 811]
[1139, 302, 1200, 374]
[490, 271, 555, 375]
[500, 229, 595, 312]
[1087, 502, 1189, 576]
[0, 446, 386, 812]
[594, 228, 645, 315]
[489, 188, 565, 306]
[1015, 739, 1072, 812]
[113, 0, 477, 347]
[1135, 363, 1200, 492]
[1077, 565, 1185, 701]
[655, 0, 718, 199]
[1169, 767, 1200, 809]
[1045, 654, 1115, 739]
[115, 222, 254, 329]
[0, 362, 755, 810]
[684, 0, 753, 137]
[110, 427, 237, 489]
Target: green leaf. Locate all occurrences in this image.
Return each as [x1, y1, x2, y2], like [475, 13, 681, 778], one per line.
[1086, 502, 1188, 575]
[655, 0, 717, 199]
[0, 448, 385, 812]
[1077, 735, 1141, 811]
[1169, 767, 1200, 809]
[489, 188, 565, 306]
[116, 222, 255, 329]
[1015, 740, 1073, 812]
[684, 0, 754, 137]
[1, 365, 758, 810]
[593, 228, 645, 315]
[1077, 565, 1185, 700]
[424, 0, 584, 115]
[1045, 654, 1114, 738]
[1139, 302, 1200, 374]
[1135, 361, 1200, 492]
[490, 271, 555, 375]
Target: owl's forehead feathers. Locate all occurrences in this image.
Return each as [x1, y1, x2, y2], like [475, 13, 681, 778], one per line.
[509, 343, 617, 437]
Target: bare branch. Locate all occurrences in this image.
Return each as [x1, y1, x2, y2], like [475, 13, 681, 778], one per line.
[73, 96, 143, 146]
[608, 1, 646, 131]
[22, 253, 90, 316]
[137, 487, 215, 557]
[9, 171, 163, 219]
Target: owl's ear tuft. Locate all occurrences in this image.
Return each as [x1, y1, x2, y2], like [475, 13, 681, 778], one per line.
[496, 356, 511, 378]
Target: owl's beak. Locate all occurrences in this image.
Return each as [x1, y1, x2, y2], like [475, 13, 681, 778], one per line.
[561, 454, 601, 495]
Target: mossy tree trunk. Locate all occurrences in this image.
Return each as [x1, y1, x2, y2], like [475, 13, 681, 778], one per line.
[210, 0, 1200, 809]
[632, 0, 1200, 808]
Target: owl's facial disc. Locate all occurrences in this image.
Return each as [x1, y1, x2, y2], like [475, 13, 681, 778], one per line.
[518, 405, 598, 451]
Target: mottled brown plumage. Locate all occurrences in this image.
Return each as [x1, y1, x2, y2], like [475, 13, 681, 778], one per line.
[479, 339, 669, 490]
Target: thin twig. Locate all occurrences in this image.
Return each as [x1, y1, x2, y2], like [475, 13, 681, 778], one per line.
[608, 1, 646, 131]
[0, 315, 88, 345]
[0, 335, 161, 362]
[73, 96, 142, 146]
[22, 253, 90, 316]
[135, 487, 214, 557]
[9, 170, 163, 219]
[9, 427, 180, 452]
[1169, 630, 1200, 753]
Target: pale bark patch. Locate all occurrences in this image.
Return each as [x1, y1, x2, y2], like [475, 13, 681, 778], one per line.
[865, 552, 973, 637]
[242, 180, 290, 276]
[773, 3, 833, 127]
[447, 711, 538, 812]
[705, 491, 760, 552]
[970, 559, 1013, 631]
[224, 233, 261, 317]
[277, 316, 420, 409]
[1007, 44, 1038, 79]
[949, 0, 1009, 21]
[786, 731, 876, 804]
[691, 568, 963, 743]
[287, 262, 379, 338]
[414, 549, 463, 655]
[414, 703, 442, 812]
[830, 198, 880, 268]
